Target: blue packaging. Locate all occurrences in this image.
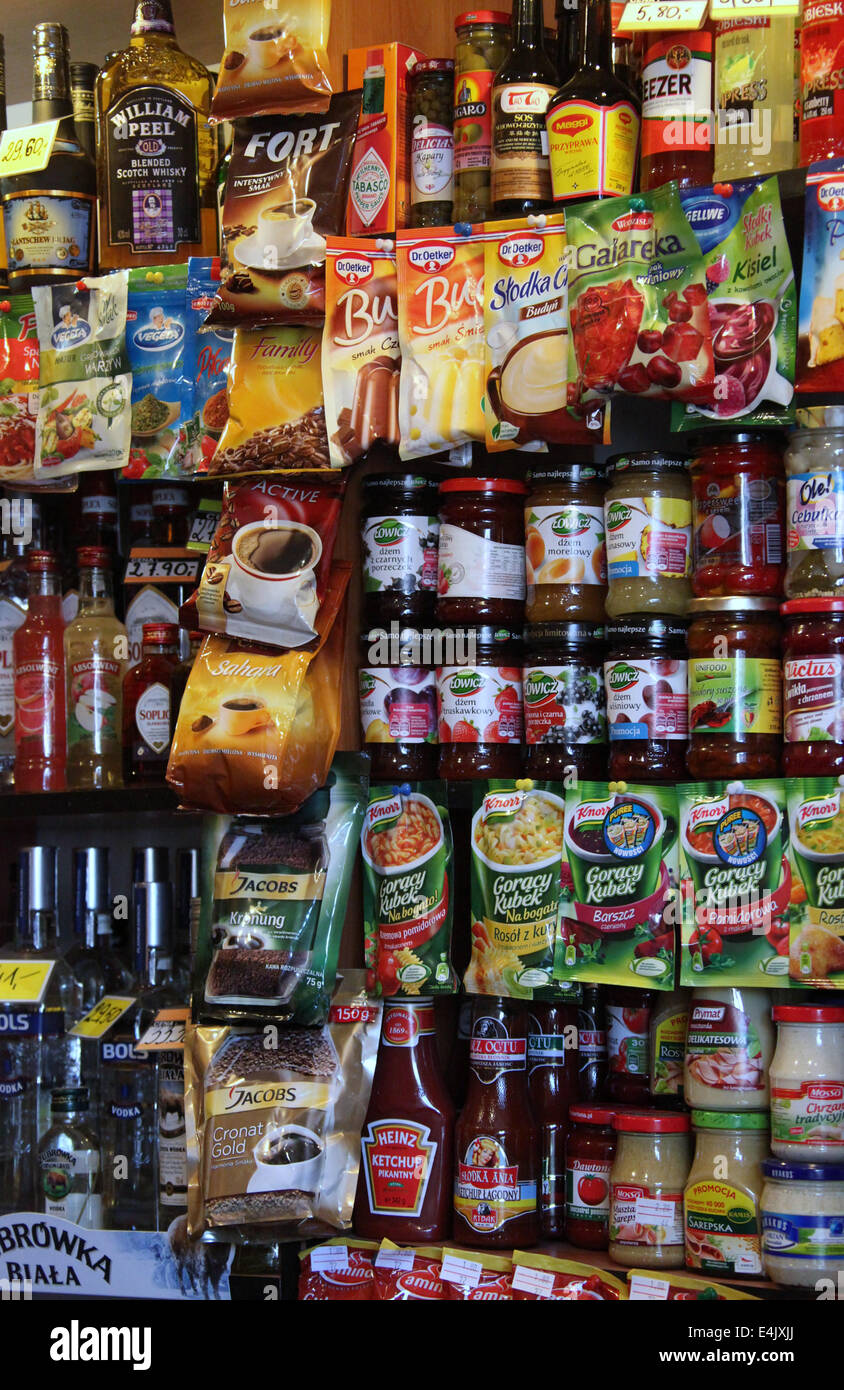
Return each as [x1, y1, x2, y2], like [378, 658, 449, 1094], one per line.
[185, 257, 233, 474]
[125, 264, 190, 478]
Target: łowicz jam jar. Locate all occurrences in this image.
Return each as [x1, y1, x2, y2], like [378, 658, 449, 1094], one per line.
[409, 60, 455, 228]
[690, 433, 785, 597]
[360, 627, 438, 782]
[437, 625, 523, 780]
[604, 454, 692, 619]
[524, 623, 607, 781]
[782, 598, 844, 777]
[605, 617, 689, 783]
[687, 597, 782, 779]
[453, 11, 512, 224]
[437, 477, 527, 626]
[525, 465, 607, 623]
[361, 474, 440, 628]
[785, 425, 844, 597]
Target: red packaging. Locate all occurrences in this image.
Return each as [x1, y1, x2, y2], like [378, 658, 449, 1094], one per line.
[512, 1251, 626, 1300]
[372, 1243, 447, 1300]
[346, 44, 426, 235]
[0, 294, 39, 486]
[441, 1248, 514, 1300]
[801, 2, 844, 165]
[298, 1240, 377, 1300]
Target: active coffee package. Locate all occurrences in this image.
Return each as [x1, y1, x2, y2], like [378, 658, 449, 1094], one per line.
[194, 752, 368, 1025]
[323, 237, 400, 466]
[184, 258, 233, 475]
[797, 159, 844, 394]
[207, 92, 360, 327]
[786, 777, 844, 991]
[125, 265, 190, 480]
[361, 782, 457, 999]
[184, 969, 381, 1241]
[210, 0, 333, 122]
[0, 293, 38, 486]
[298, 1238, 378, 1300]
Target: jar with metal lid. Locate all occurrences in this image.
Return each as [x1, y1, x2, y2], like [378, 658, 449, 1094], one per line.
[684, 987, 774, 1112]
[684, 1110, 769, 1277]
[687, 597, 782, 779]
[453, 11, 511, 223]
[361, 474, 440, 628]
[437, 624, 523, 780]
[609, 1110, 692, 1269]
[761, 1159, 844, 1288]
[437, 477, 527, 626]
[604, 454, 692, 618]
[565, 1103, 617, 1250]
[605, 617, 688, 783]
[360, 627, 438, 782]
[525, 465, 607, 623]
[785, 425, 844, 598]
[606, 988, 655, 1106]
[782, 598, 844, 778]
[409, 59, 455, 228]
[523, 622, 607, 781]
[689, 432, 785, 598]
[770, 1004, 844, 1163]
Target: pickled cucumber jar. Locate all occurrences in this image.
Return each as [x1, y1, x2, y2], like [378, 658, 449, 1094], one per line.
[409, 60, 455, 228]
[785, 424, 844, 598]
[604, 454, 692, 618]
[453, 11, 512, 223]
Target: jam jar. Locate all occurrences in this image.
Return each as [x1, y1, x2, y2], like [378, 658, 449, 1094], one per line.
[437, 477, 527, 626]
[785, 424, 844, 598]
[565, 1103, 617, 1250]
[523, 622, 607, 781]
[359, 627, 438, 781]
[782, 598, 844, 777]
[687, 597, 782, 780]
[604, 454, 692, 619]
[689, 432, 785, 597]
[525, 465, 607, 623]
[437, 624, 524, 780]
[605, 617, 689, 783]
[361, 474, 440, 628]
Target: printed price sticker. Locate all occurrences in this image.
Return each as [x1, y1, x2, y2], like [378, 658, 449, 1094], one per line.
[0, 959, 54, 1003]
[628, 1274, 670, 1300]
[512, 1264, 556, 1297]
[0, 120, 60, 177]
[441, 1254, 482, 1287]
[374, 1247, 416, 1271]
[136, 1007, 189, 1051]
[70, 995, 136, 1039]
[620, 0, 707, 27]
[310, 1245, 350, 1271]
[710, 0, 798, 13]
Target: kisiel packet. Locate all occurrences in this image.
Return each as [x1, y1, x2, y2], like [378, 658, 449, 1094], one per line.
[323, 237, 400, 466]
[797, 159, 844, 394]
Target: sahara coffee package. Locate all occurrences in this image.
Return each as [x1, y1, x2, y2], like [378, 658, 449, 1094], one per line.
[787, 776, 844, 990]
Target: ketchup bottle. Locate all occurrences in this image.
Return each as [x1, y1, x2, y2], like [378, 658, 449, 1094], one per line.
[353, 998, 454, 1243]
[454, 997, 539, 1249]
[528, 1000, 580, 1239]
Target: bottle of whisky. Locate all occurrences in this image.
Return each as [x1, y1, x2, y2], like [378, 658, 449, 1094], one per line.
[0, 24, 97, 292]
[95, 0, 216, 268]
[70, 62, 99, 163]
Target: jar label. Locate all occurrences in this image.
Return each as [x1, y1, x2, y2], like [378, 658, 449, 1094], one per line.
[607, 1002, 651, 1078]
[801, 2, 844, 160]
[605, 657, 688, 741]
[67, 656, 122, 750]
[523, 662, 606, 746]
[547, 99, 639, 202]
[359, 668, 437, 745]
[762, 1210, 844, 1260]
[566, 1156, 611, 1222]
[610, 1183, 684, 1247]
[362, 513, 439, 595]
[652, 1010, 687, 1098]
[685, 1001, 766, 1093]
[438, 523, 525, 601]
[3, 194, 95, 277]
[689, 657, 782, 736]
[786, 471, 844, 551]
[455, 1135, 536, 1233]
[135, 679, 171, 753]
[784, 655, 844, 744]
[410, 117, 454, 203]
[692, 470, 782, 578]
[606, 495, 692, 579]
[642, 32, 713, 158]
[490, 83, 556, 205]
[437, 664, 523, 744]
[770, 1079, 844, 1149]
[684, 1180, 762, 1275]
[525, 503, 606, 588]
[454, 69, 495, 174]
[360, 1118, 438, 1218]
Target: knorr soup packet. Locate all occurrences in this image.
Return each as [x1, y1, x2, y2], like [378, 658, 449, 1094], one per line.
[555, 781, 678, 990]
[678, 779, 792, 989]
[787, 776, 844, 990]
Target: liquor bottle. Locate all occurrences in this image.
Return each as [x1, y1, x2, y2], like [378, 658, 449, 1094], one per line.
[546, 0, 640, 204]
[151, 485, 191, 547]
[0, 24, 97, 292]
[555, 0, 580, 87]
[577, 983, 608, 1100]
[70, 62, 98, 163]
[491, 0, 559, 216]
[716, 14, 794, 178]
[0, 529, 29, 786]
[127, 488, 155, 547]
[528, 1000, 580, 1239]
[122, 621, 180, 783]
[174, 846, 200, 995]
[38, 1086, 103, 1229]
[64, 546, 128, 790]
[95, 0, 216, 269]
[639, 25, 713, 190]
[13, 551, 66, 793]
[65, 847, 134, 1009]
[76, 473, 122, 564]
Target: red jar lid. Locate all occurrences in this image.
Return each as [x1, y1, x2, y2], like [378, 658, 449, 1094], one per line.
[455, 10, 511, 26]
[780, 598, 844, 615]
[26, 550, 58, 572]
[142, 622, 180, 644]
[569, 1104, 617, 1126]
[613, 1109, 690, 1134]
[773, 1005, 844, 1024]
[409, 59, 455, 77]
[77, 546, 111, 567]
[439, 477, 528, 495]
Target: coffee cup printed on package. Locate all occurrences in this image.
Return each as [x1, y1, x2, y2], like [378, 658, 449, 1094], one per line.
[323, 237, 400, 466]
[211, 0, 333, 122]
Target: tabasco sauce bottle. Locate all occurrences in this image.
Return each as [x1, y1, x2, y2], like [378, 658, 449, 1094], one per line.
[353, 998, 454, 1242]
[13, 551, 66, 792]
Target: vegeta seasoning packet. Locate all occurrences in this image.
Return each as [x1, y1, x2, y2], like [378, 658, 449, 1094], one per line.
[125, 265, 190, 479]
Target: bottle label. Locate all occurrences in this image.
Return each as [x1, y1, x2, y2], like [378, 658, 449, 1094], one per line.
[383, 1003, 436, 1046]
[684, 1180, 761, 1275]
[525, 502, 606, 587]
[770, 1079, 844, 1149]
[566, 1156, 612, 1222]
[411, 117, 454, 203]
[652, 1009, 687, 1097]
[606, 495, 692, 579]
[135, 679, 171, 752]
[0, 596, 26, 745]
[801, 2, 844, 157]
[81, 495, 119, 518]
[3, 194, 95, 277]
[491, 83, 556, 204]
[455, 1135, 537, 1232]
[14, 655, 64, 755]
[611, 1183, 684, 1247]
[785, 656, 844, 746]
[606, 1002, 651, 1078]
[104, 85, 201, 253]
[523, 662, 606, 746]
[362, 513, 439, 593]
[716, 17, 772, 139]
[642, 32, 713, 158]
[359, 667, 437, 745]
[685, 1000, 765, 1093]
[359, 1118, 438, 1217]
[40, 1146, 102, 1227]
[688, 657, 782, 737]
[437, 523, 526, 601]
[692, 469, 782, 575]
[158, 1051, 187, 1207]
[547, 99, 639, 202]
[786, 471, 844, 551]
[605, 656, 688, 742]
[68, 655, 122, 749]
[469, 1029, 527, 1081]
[131, 0, 177, 35]
[527, 1030, 568, 1068]
[437, 665, 524, 745]
[454, 69, 495, 174]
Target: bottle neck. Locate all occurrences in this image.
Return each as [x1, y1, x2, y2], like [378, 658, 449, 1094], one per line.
[131, 0, 177, 42]
[143, 641, 179, 661]
[140, 945, 171, 989]
[78, 565, 115, 611]
[22, 909, 58, 953]
[32, 31, 74, 123]
[580, 0, 613, 71]
[27, 570, 61, 601]
[513, 0, 545, 51]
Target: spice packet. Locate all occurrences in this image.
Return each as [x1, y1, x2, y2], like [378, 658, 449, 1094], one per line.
[184, 258, 233, 475]
[787, 776, 844, 990]
[372, 1241, 447, 1300]
[207, 93, 360, 328]
[396, 225, 485, 459]
[298, 1238, 378, 1300]
[566, 183, 714, 405]
[193, 752, 368, 1026]
[361, 782, 457, 998]
[797, 159, 844, 394]
[0, 293, 38, 485]
[440, 1248, 514, 1300]
[626, 1269, 758, 1301]
[210, 0, 333, 123]
[32, 273, 131, 478]
[511, 1251, 626, 1300]
[678, 779, 793, 989]
[184, 969, 381, 1242]
[323, 237, 400, 466]
[125, 265, 189, 480]
[673, 176, 796, 428]
[555, 780, 678, 991]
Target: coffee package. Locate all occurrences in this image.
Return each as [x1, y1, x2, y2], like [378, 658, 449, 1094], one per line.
[210, 0, 333, 123]
[207, 93, 360, 328]
[322, 237, 400, 466]
[125, 265, 190, 480]
[184, 970, 381, 1241]
[0, 293, 38, 486]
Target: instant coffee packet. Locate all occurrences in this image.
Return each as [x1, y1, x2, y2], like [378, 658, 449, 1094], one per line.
[185, 969, 381, 1241]
[323, 237, 400, 466]
[211, 0, 333, 122]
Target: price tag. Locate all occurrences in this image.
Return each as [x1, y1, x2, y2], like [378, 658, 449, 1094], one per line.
[71, 995, 136, 1039]
[710, 0, 798, 14]
[136, 1007, 189, 1051]
[620, 0, 708, 29]
[628, 1274, 670, 1300]
[310, 1245, 350, 1271]
[0, 121, 60, 178]
[124, 549, 201, 583]
[187, 502, 221, 553]
[512, 1264, 555, 1297]
[374, 1247, 415, 1271]
[635, 1195, 680, 1225]
[0, 959, 54, 1004]
[440, 1253, 482, 1288]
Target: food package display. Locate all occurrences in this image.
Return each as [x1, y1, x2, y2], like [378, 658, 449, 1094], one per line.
[323, 237, 400, 466]
[184, 969, 381, 1241]
[361, 782, 457, 998]
[182, 476, 345, 646]
[466, 780, 564, 998]
[625, 1269, 759, 1301]
[207, 93, 360, 327]
[798, 159, 844, 394]
[210, 0, 333, 121]
[440, 1248, 514, 1300]
[555, 781, 678, 990]
[566, 183, 715, 405]
[346, 44, 424, 236]
[371, 1240, 447, 1299]
[396, 225, 485, 459]
[166, 562, 350, 814]
[678, 780, 793, 989]
[125, 265, 190, 480]
[511, 1251, 627, 1300]
[298, 1238, 378, 1300]
[32, 273, 131, 478]
[0, 293, 38, 485]
[787, 776, 844, 990]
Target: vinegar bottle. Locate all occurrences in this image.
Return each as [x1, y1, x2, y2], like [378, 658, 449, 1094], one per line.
[528, 1000, 580, 1239]
[13, 551, 66, 792]
[64, 547, 128, 789]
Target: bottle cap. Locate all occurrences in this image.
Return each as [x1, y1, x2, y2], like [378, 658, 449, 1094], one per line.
[132, 845, 170, 884]
[18, 845, 57, 916]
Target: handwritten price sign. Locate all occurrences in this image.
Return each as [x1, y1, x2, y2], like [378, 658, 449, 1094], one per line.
[0, 959, 54, 1003]
[0, 121, 60, 178]
[620, 0, 707, 27]
[710, 0, 798, 14]
[137, 1007, 189, 1051]
[71, 995, 136, 1039]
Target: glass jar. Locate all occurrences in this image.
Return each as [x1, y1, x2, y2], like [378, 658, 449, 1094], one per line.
[606, 987, 655, 1106]
[785, 425, 844, 598]
[689, 432, 785, 598]
[770, 1004, 844, 1163]
[361, 474, 440, 628]
[782, 599, 844, 778]
[523, 622, 607, 781]
[453, 10, 511, 224]
[437, 477, 527, 626]
[684, 987, 775, 1112]
[687, 597, 782, 779]
[609, 1110, 692, 1269]
[605, 617, 688, 783]
[524, 465, 607, 623]
[565, 1103, 617, 1250]
[409, 59, 455, 228]
[649, 988, 690, 1107]
[684, 1110, 769, 1277]
[604, 454, 692, 618]
[360, 627, 438, 782]
[437, 624, 523, 780]
[761, 1158, 844, 1288]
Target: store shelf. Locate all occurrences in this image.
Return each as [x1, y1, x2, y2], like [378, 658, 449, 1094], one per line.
[0, 784, 199, 819]
[537, 1240, 811, 1301]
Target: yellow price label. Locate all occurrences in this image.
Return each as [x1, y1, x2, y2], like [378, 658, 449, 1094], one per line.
[71, 995, 136, 1039]
[136, 1007, 189, 1051]
[710, 0, 798, 13]
[0, 959, 55, 1003]
[0, 121, 61, 178]
[620, 0, 707, 28]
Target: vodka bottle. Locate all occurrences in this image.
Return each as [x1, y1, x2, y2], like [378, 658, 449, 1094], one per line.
[38, 1085, 103, 1228]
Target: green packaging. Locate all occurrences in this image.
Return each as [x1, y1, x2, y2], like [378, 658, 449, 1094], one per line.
[786, 776, 844, 990]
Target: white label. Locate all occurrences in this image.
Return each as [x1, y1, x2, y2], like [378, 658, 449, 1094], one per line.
[628, 1274, 670, 1300]
[512, 1264, 555, 1296]
[362, 514, 438, 592]
[606, 494, 691, 579]
[81, 495, 118, 517]
[126, 587, 179, 667]
[411, 118, 454, 200]
[437, 665, 523, 744]
[135, 680, 171, 752]
[526, 503, 606, 588]
[636, 1195, 679, 1225]
[437, 524, 525, 601]
[787, 472, 844, 552]
[374, 1247, 416, 1270]
[310, 1245, 351, 1271]
[605, 656, 688, 741]
[441, 1253, 482, 1287]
